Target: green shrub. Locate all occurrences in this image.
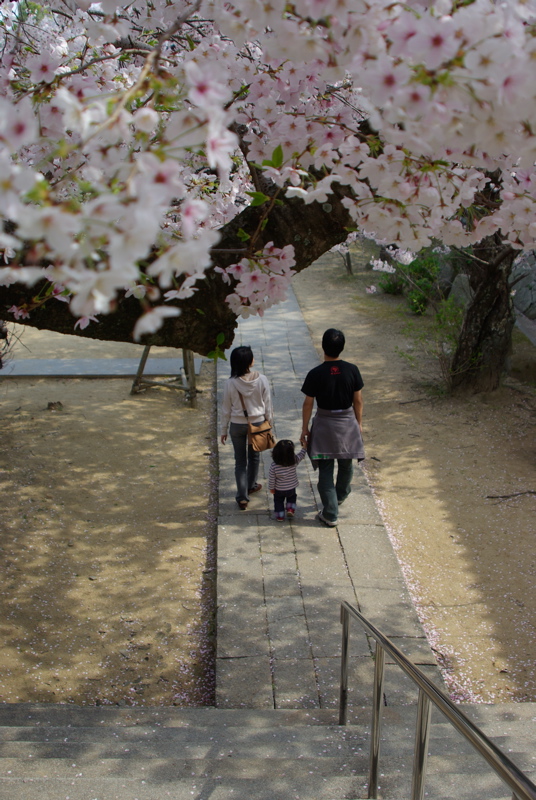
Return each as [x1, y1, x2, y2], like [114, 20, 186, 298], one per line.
[406, 288, 429, 315]
[399, 295, 465, 390]
[399, 250, 442, 314]
[377, 272, 404, 295]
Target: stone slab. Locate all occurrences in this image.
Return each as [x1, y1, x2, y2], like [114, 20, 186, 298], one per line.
[269, 615, 311, 660]
[272, 658, 320, 709]
[216, 657, 274, 709]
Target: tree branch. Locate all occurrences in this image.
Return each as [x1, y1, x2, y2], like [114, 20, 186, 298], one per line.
[1, 184, 355, 355]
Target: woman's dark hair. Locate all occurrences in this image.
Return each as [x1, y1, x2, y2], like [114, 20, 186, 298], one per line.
[230, 345, 254, 377]
[272, 439, 296, 467]
[322, 328, 345, 358]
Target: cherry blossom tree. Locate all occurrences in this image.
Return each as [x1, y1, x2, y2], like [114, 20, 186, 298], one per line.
[1, 0, 536, 390]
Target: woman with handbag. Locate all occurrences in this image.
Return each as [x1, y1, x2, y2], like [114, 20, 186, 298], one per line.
[220, 346, 274, 510]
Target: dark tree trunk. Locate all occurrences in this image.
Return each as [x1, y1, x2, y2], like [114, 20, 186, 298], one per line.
[450, 235, 516, 393]
[0, 184, 354, 356]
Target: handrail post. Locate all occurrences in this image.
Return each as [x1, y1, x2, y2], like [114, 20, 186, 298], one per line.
[339, 604, 350, 725]
[411, 689, 432, 800]
[368, 641, 385, 799]
[338, 602, 536, 800]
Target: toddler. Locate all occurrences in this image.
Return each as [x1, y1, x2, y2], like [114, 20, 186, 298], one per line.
[269, 439, 307, 521]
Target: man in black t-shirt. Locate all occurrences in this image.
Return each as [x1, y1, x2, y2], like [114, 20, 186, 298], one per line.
[300, 329, 364, 527]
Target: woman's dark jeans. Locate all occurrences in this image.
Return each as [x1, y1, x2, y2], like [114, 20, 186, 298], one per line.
[229, 421, 262, 503]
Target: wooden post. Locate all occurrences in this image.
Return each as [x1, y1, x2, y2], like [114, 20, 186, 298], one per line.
[131, 346, 201, 406]
[182, 348, 198, 408]
[131, 345, 152, 394]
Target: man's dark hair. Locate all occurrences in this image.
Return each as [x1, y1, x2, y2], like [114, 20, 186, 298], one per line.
[230, 345, 254, 377]
[322, 328, 345, 358]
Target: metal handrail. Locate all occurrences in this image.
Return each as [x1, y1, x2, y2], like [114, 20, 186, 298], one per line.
[339, 601, 536, 800]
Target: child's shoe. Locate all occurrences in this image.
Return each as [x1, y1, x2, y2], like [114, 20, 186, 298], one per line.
[286, 508, 295, 519]
[274, 512, 285, 522]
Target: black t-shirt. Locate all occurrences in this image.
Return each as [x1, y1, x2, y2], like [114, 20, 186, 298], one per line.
[301, 360, 364, 410]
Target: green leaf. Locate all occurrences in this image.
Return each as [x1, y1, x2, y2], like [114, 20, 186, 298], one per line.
[237, 228, 250, 242]
[261, 144, 284, 170]
[216, 332, 225, 346]
[245, 190, 270, 207]
[271, 144, 284, 168]
[207, 349, 228, 363]
[25, 180, 50, 204]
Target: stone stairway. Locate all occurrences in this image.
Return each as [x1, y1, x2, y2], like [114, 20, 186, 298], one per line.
[1, 701, 535, 799]
[0, 704, 368, 800]
[2, 289, 534, 800]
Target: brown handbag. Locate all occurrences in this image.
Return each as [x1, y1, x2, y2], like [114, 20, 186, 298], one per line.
[236, 390, 276, 452]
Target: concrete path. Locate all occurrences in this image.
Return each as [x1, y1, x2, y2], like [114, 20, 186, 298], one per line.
[516, 309, 536, 347]
[216, 287, 444, 713]
[1, 356, 202, 377]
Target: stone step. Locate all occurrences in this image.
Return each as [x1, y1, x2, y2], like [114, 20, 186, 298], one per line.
[0, 725, 367, 758]
[0, 707, 533, 757]
[0, 704, 337, 729]
[1, 704, 534, 750]
[0, 775, 374, 800]
[0, 755, 526, 800]
[0, 703, 534, 800]
[1, 752, 370, 799]
[0, 776, 372, 800]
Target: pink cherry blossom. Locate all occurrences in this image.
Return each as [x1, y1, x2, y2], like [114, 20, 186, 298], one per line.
[133, 107, 159, 133]
[0, 98, 38, 152]
[74, 315, 99, 330]
[0, 0, 535, 338]
[26, 51, 61, 85]
[185, 61, 232, 111]
[235, 270, 270, 298]
[8, 305, 30, 320]
[206, 123, 238, 174]
[133, 306, 181, 341]
[181, 199, 209, 239]
[410, 16, 459, 70]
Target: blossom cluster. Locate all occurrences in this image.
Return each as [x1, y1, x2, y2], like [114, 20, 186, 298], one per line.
[216, 243, 296, 318]
[1, 0, 536, 337]
[372, 247, 417, 275]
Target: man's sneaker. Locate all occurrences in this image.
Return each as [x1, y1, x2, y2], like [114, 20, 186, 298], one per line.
[316, 511, 337, 528]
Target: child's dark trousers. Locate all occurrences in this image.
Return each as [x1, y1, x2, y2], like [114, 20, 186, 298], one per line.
[273, 489, 297, 520]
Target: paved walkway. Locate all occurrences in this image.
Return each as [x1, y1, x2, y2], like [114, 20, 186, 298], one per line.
[1, 355, 202, 377]
[516, 309, 536, 347]
[216, 288, 443, 713]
